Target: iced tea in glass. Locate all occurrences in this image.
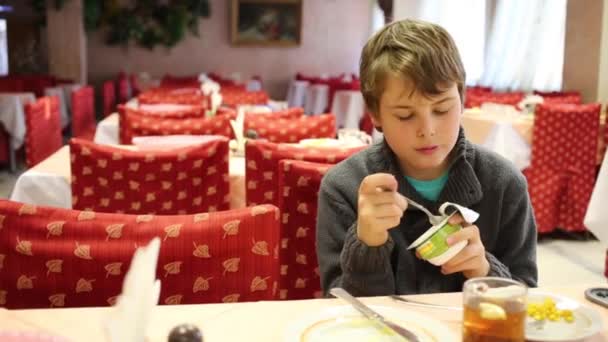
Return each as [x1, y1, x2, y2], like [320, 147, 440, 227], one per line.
[462, 277, 527, 342]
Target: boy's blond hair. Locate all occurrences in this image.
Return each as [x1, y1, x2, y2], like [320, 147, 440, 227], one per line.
[360, 19, 466, 115]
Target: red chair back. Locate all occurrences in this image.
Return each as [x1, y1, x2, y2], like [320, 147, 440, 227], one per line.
[24, 96, 62, 168]
[526, 103, 601, 233]
[277, 160, 332, 300]
[70, 137, 230, 215]
[71, 86, 96, 140]
[0, 200, 280, 309]
[102, 80, 116, 117]
[246, 114, 336, 143]
[119, 109, 232, 144]
[245, 140, 364, 207]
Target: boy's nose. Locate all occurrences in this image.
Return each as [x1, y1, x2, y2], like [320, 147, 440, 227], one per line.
[416, 116, 436, 137]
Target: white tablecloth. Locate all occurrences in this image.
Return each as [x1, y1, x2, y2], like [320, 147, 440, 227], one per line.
[0, 92, 36, 150]
[44, 86, 69, 128]
[304, 84, 329, 115]
[10, 145, 247, 210]
[331, 90, 365, 130]
[585, 153, 608, 245]
[59, 83, 81, 114]
[286, 80, 309, 108]
[94, 113, 119, 145]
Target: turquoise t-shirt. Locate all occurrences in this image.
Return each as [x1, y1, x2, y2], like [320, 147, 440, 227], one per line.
[405, 172, 449, 202]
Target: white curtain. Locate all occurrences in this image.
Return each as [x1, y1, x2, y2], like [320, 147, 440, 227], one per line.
[415, 0, 487, 86]
[480, 0, 567, 91]
[370, 0, 386, 37]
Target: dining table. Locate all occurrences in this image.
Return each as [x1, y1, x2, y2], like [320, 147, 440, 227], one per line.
[0, 284, 605, 341]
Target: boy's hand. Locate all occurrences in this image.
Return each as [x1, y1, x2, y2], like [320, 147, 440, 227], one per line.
[357, 173, 408, 247]
[440, 214, 490, 278]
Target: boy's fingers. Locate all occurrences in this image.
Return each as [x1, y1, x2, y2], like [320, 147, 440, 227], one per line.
[360, 173, 398, 194]
[448, 213, 464, 225]
[446, 226, 479, 246]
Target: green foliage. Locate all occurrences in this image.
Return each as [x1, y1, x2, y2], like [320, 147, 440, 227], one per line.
[32, 0, 211, 49]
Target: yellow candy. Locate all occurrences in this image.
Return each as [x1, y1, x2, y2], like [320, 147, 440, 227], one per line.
[526, 297, 575, 323]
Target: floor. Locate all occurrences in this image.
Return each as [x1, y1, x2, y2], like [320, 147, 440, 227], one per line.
[0, 167, 605, 288]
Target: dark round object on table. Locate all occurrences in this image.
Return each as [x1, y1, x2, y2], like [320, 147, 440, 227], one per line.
[168, 324, 203, 342]
[245, 129, 259, 139]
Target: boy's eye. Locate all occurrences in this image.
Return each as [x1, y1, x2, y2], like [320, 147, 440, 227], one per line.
[434, 107, 451, 115]
[395, 114, 413, 121]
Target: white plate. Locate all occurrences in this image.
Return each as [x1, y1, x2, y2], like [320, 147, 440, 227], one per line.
[526, 291, 603, 341]
[284, 305, 456, 342]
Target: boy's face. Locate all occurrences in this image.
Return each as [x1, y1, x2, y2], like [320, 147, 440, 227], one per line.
[372, 74, 462, 180]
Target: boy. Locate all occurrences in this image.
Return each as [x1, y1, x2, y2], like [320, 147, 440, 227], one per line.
[316, 19, 537, 296]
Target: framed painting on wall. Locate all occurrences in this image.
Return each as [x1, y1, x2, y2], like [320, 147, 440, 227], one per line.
[231, 0, 302, 47]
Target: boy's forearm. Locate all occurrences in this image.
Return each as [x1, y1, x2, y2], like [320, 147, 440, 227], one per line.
[337, 224, 396, 296]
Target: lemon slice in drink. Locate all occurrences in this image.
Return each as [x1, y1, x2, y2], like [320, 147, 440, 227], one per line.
[479, 302, 507, 320]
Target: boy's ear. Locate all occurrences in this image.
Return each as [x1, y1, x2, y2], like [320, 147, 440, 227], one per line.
[369, 112, 383, 133]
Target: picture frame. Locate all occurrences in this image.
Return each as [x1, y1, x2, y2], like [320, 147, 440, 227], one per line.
[231, 0, 302, 47]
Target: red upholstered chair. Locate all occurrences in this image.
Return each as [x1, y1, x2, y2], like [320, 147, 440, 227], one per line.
[277, 160, 332, 300]
[138, 88, 207, 106]
[533, 90, 582, 105]
[24, 96, 63, 168]
[102, 80, 116, 117]
[0, 200, 280, 309]
[118, 104, 206, 119]
[119, 109, 232, 144]
[218, 107, 304, 121]
[245, 140, 364, 207]
[524, 103, 601, 233]
[221, 91, 269, 108]
[71, 86, 96, 140]
[160, 74, 200, 88]
[245, 114, 336, 143]
[464, 91, 524, 108]
[117, 74, 129, 103]
[70, 137, 230, 215]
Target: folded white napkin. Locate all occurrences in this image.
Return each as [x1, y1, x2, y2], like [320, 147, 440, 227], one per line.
[104, 238, 161, 342]
[201, 81, 220, 96]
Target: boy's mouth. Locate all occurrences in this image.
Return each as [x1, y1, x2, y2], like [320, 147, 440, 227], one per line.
[415, 145, 439, 155]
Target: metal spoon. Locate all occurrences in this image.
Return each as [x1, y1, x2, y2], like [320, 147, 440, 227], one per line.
[375, 187, 443, 225]
[403, 196, 444, 226]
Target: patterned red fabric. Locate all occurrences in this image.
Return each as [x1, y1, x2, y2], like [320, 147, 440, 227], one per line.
[70, 137, 230, 215]
[0, 200, 280, 309]
[118, 104, 206, 119]
[464, 91, 524, 108]
[525, 103, 601, 233]
[277, 160, 332, 300]
[71, 86, 96, 140]
[138, 89, 208, 106]
[119, 110, 232, 144]
[218, 107, 304, 121]
[541, 95, 582, 105]
[245, 140, 364, 207]
[246, 114, 336, 143]
[221, 91, 268, 108]
[24, 96, 63, 168]
[102, 80, 116, 117]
